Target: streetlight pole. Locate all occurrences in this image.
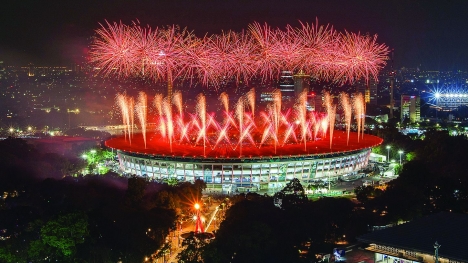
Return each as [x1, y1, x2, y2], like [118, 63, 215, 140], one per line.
[398, 150, 403, 165]
[386, 146, 391, 163]
[194, 203, 204, 233]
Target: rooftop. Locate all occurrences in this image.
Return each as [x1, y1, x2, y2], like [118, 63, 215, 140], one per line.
[358, 212, 468, 262]
[106, 130, 382, 159]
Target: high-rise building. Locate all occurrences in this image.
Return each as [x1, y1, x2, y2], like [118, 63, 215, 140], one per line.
[400, 94, 420, 123]
[355, 78, 378, 105]
[0, 61, 4, 80]
[279, 71, 294, 102]
[368, 78, 378, 105]
[293, 70, 310, 97]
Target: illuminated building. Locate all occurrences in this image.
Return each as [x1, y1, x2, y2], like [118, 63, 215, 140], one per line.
[293, 70, 310, 97]
[356, 78, 378, 105]
[400, 94, 420, 123]
[279, 71, 295, 102]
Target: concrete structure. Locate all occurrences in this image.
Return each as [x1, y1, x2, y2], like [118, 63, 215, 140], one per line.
[106, 132, 382, 193]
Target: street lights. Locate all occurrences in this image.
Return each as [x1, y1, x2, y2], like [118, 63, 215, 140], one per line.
[386, 145, 391, 163]
[398, 150, 404, 165]
[194, 203, 204, 233]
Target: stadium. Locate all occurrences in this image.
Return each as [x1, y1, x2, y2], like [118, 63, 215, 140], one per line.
[106, 130, 382, 192]
[93, 21, 389, 193]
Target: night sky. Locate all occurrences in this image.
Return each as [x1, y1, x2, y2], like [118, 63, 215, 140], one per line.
[1, 0, 468, 70]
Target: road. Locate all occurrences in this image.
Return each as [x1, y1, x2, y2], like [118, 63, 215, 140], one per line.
[162, 200, 223, 263]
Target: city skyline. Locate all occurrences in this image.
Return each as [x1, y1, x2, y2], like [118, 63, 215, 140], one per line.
[1, 0, 468, 71]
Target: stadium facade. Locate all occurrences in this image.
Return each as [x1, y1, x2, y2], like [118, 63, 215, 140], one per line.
[108, 133, 381, 192]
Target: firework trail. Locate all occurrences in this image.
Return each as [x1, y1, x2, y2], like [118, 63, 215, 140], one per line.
[173, 91, 183, 116]
[153, 93, 166, 138]
[115, 90, 372, 157]
[353, 93, 365, 142]
[340, 92, 352, 146]
[196, 94, 207, 156]
[295, 89, 309, 151]
[116, 93, 130, 142]
[220, 92, 229, 113]
[328, 105, 336, 150]
[362, 99, 366, 139]
[136, 92, 148, 148]
[162, 97, 174, 152]
[236, 97, 245, 156]
[128, 97, 134, 139]
[246, 88, 255, 118]
[323, 91, 335, 148]
[272, 89, 282, 153]
[320, 116, 329, 139]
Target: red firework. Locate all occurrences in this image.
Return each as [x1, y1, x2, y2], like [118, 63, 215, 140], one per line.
[90, 20, 389, 86]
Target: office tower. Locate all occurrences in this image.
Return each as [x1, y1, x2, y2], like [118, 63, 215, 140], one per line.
[293, 70, 310, 97]
[279, 70, 294, 102]
[400, 94, 420, 123]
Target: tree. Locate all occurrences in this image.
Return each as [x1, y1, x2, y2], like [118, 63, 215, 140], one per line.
[178, 233, 208, 263]
[274, 178, 308, 209]
[194, 179, 207, 196]
[152, 190, 180, 211]
[354, 186, 383, 203]
[405, 151, 416, 161]
[40, 212, 89, 257]
[125, 176, 148, 206]
[393, 164, 403, 175]
[0, 245, 22, 263]
[28, 212, 89, 261]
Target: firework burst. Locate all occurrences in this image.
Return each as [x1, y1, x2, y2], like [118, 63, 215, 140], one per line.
[91, 20, 389, 86]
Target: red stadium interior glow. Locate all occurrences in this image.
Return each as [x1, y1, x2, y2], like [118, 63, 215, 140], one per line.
[106, 131, 383, 159]
[106, 89, 379, 158]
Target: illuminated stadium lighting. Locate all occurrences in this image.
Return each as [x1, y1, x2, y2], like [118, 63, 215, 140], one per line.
[430, 85, 468, 110]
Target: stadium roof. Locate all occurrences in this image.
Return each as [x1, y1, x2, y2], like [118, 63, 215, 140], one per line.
[358, 212, 468, 262]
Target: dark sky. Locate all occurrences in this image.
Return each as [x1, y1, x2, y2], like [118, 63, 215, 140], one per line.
[1, 0, 467, 70]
